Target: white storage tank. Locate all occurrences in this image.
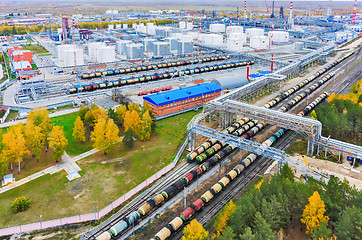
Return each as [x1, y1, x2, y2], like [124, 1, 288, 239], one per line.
[179, 21, 186, 29]
[108, 24, 114, 30]
[166, 37, 179, 51]
[226, 26, 243, 36]
[246, 28, 265, 38]
[227, 39, 245, 52]
[210, 24, 226, 33]
[228, 33, 246, 43]
[126, 43, 144, 59]
[250, 36, 269, 49]
[115, 24, 122, 29]
[187, 31, 198, 41]
[153, 42, 170, 56]
[96, 46, 116, 63]
[177, 40, 193, 54]
[88, 42, 106, 62]
[63, 46, 84, 67]
[57, 44, 69, 63]
[268, 31, 289, 43]
[123, 24, 128, 29]
[186, 22, 193, 30]
[142, 38, 156, 53]
[132, 23, 137, 29]
[116, 40, 132, 55]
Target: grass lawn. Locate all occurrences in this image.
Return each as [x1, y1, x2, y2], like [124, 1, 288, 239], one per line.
[0, 110, 199, 228]
[22, 44, 48, 54]
[51, 111, 93, 156]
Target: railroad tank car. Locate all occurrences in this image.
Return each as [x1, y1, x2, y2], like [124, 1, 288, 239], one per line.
[218, 176, 230, 188]
[161, 179, 185, 199]
[167, 217, 183, 233]
[180, 207, 195, 221]
[110, 211, 140, 236]
[200, 156, 219, 172]
[153, 227, 171, 240]
[182, 168, 202, 184]
[96, 231, 112, 240]
[227, 169, 238, 180]
[200, 191, 214, 204]
[233, 164, 245, 174]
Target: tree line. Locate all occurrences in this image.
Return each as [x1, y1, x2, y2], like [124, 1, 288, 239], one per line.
[73, 102, 153, 153]
[311, 79, 362, 142]
[181, 164, 361, 240]
[0, 107, 67, 176]
[0, 24, 61, 36]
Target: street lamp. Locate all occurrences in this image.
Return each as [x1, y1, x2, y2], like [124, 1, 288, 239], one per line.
[93, 201, 96, 224]
[39, 215, 42, 229]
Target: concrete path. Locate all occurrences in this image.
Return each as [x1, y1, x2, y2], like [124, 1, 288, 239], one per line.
[0, 108, 79, 128]
[0, 148, 98, 194]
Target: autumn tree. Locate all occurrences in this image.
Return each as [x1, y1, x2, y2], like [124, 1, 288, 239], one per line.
[84, 104, 107, 127]
[116, 104, 127, 124]
[91, 118, 120, 154]
[139, 111, 152, 141]
[182, 219, 209, 240]
[24, 120, 44, 162]
[73, 116, 86, 142]
[27, 107, 52, 148]
[310, 110, 317, 120]
[213, 200, 237, 238]
[128, 102, 140, 113]
[78, 105, 90, 121]
[48, 126, 68, 162]
[2, 123, 29, 173]
[301, 191, 329, 234]
[124, 110, 141, 135]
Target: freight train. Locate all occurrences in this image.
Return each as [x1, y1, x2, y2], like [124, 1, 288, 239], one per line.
[67, 60, 254, 94]
[150, 90, 332, 240]
[81, 56, 229, 80]
[297, 92, 329, 117]
[93, 52, 353, 240]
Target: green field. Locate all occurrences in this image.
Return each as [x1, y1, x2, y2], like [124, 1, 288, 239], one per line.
[51, 111, 93, 156]
[0, 110, 199, 228]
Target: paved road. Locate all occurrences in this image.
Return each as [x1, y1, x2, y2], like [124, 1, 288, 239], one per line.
[0, 108, 79, 128]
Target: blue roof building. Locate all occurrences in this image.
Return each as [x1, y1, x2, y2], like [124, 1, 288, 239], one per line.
[143, 83, 221, 107]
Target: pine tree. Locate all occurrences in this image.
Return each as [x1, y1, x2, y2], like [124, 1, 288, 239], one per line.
[311, 221, 332, 240]
[2, 123, 29, 174]
[182, 219, 209, 240]
[48, 126, 68, 162]
[280, 163, 294, 181]
[239, 227, 256, 240]
[301, 191, 329, 234]
[123, 129, 135, 149]
[213, 200, 237, 238]
[73, 116, 86, 142]
[253, 212, 275, 240]
[217, 227, 236, 240]
[335, 206, 362, 240]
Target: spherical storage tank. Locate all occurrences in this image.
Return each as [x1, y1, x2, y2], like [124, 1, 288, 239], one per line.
[268, 31, 289, 43]
[250, 36, 269, 49]
[210, 24, 226, 33]
[211, 76, 249, 90]
[246, 28, 264, 38]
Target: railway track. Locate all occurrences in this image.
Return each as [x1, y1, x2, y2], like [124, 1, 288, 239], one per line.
[83, 50, 357, 240]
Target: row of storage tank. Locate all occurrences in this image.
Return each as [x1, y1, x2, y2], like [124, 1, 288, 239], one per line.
[94, 52, 353, 240]
[147, 53, 354, 240]
[80, 55, 228, 79]
[67, 60, 254, 94]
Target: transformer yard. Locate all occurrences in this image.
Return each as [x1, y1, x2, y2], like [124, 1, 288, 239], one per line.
[0, 1, 362, 240]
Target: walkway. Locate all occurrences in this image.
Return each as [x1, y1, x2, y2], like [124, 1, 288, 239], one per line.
[0, 108, 79, 128]
[0, 148, 98, 194]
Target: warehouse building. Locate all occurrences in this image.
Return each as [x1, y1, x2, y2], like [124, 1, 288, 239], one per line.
[143, 83, 221, 117]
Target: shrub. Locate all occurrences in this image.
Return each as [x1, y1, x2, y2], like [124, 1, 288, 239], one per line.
[11, 196, 30, 213]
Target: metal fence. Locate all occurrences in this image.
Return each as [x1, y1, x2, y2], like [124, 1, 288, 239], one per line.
[0, 162, 175, 237]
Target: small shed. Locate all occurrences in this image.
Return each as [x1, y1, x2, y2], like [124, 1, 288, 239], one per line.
[211, 76, 249, 90]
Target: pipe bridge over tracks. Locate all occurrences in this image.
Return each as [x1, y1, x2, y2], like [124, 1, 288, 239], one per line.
[206, 100, 362, 162]
[187, 122, 329, 182]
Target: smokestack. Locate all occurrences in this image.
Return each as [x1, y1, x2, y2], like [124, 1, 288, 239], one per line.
[271, 55, 274, 72]
[244, 1, 247, 19]
[247, 62, 250, 80]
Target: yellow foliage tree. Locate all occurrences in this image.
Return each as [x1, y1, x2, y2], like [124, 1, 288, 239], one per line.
[27, 107, 52, 147]
[327, 92, 336, 102]
[84, 104, 107, 127]
[301, 191, 329, 234]
[212, 200, 237, 238]
[138, 111, 152, 141]
[48, 126, 68, 162]
[124, 110, 141, 135]
[310, 110, 317, 120]
[182, 219, 209, 240]
[91, 118, 120, 154]
[73, 116, 86, 142]
[255, 178, 264, 190]
[24, 120, 44, 162]
[2, 123, 29, 173]
[127, 103, 140, 113]
[116, 104, 128, 123]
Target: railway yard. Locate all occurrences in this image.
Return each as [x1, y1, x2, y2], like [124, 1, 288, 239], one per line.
[0, 2, 362, 240]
